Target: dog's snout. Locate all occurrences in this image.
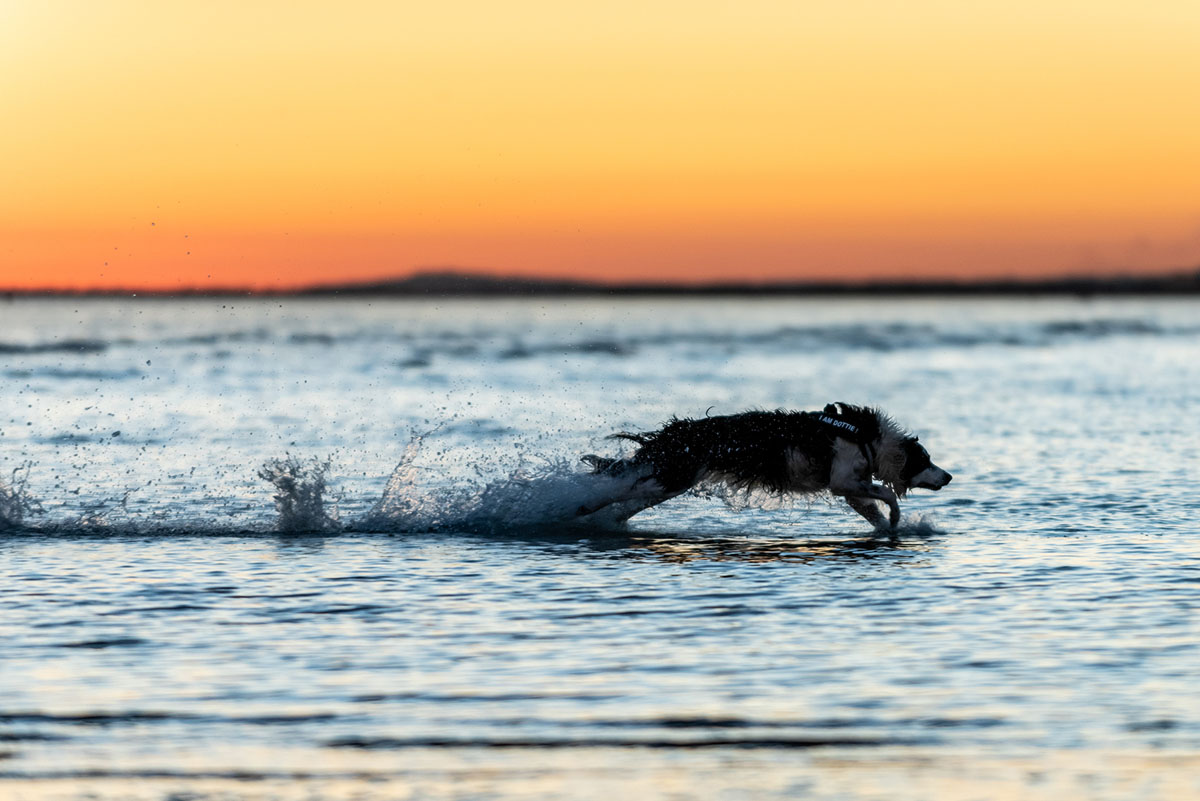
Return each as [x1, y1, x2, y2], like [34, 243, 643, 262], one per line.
[943, 472, 953, 485]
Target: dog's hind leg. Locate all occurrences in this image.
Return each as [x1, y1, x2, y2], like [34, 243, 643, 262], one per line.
[574, 466, 673, 520]
[581, 454, 623, 474]
[575, 491, 670, 520]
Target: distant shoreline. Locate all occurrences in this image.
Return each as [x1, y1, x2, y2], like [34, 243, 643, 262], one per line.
[6, 268, 1200, 298]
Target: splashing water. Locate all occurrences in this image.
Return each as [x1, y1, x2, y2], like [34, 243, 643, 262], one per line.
[362, 435, 430, 530]
[693, 477, 808, 514]
[349, 434, 951, 536]
[258, 456, 341, 533]
[9, 433, 933, 537]
[361, 436, 643, 533]
[5, 297, 1200, 801]
[0, 464, 42, 530]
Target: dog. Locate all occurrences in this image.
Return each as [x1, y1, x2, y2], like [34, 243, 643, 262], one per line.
[579, 403, 952, 529]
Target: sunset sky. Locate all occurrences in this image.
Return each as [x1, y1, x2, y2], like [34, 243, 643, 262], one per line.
[3, 1, 1200, 290]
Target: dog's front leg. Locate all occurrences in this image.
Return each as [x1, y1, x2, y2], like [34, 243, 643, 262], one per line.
[845, 496, 889, 532]
[864, 482, 901, 528]
[829, 445, 900, 527]
[831, 479, 901, 528]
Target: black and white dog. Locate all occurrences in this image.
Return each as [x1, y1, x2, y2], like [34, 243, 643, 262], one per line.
[580, 403, 952, 529]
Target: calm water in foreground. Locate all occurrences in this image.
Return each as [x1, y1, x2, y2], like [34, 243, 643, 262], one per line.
[1, 296, 1198, 800]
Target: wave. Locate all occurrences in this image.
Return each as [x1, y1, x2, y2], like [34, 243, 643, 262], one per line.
[0, 706, 957, 751]
[498, 338, 635, 359]
[4, 367, 143, 380]
[0, 338, 112, 354]
[323, 734, 915, 749]
[3, 316, 1195, 369]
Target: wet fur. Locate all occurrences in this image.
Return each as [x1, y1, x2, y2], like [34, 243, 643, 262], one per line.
[581, 403, 952, 529]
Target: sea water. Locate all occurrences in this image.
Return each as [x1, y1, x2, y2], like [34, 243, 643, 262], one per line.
[1, 296, 1198, 800]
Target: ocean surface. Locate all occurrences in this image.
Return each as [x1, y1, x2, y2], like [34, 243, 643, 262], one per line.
[1, 295, 1198, 800]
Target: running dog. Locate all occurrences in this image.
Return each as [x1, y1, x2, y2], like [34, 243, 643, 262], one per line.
[580, 403, 952, 529]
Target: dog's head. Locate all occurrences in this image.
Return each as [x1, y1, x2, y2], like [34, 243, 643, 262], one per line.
[897, 437, 952, 493]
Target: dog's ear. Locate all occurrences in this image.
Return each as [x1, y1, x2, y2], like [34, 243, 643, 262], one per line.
[824, 403, 839, 415]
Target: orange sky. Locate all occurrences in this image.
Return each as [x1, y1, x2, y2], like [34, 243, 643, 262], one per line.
[3, 0, 1200, 290]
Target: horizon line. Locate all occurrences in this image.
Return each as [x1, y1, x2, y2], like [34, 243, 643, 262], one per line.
[5, 265, 1200, 298]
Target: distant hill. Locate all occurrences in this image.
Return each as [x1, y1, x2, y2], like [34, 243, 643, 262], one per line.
[298, 268, 1200, 296]
[302, 270, 598, 295]
[6, 267, 1200, 297]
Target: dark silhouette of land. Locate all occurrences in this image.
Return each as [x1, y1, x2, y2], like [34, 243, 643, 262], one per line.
[6, 267, 1200, 298]
[298, 268, 1200, 297]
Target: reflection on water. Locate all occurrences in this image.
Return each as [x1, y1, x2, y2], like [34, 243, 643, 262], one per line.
[3, 748, 1199, 801]
[2, 297, 1199, 800]
[625, 532, 936, 565]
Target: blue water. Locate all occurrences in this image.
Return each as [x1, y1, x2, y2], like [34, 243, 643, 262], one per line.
[2, 296, 1198, 800]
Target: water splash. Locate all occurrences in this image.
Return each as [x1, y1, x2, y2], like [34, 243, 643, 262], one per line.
[258, 456, 341, 533]
[362, 435, 428, 530]
[0, 464, 42, 530]
[360, 436, 641, 533]
[4, 437, 942, 537]
[693, 479, 807, 514]
[693, 480, 944, 537]
[307, 436, 929, 536]
[893, 513, 944, 537]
